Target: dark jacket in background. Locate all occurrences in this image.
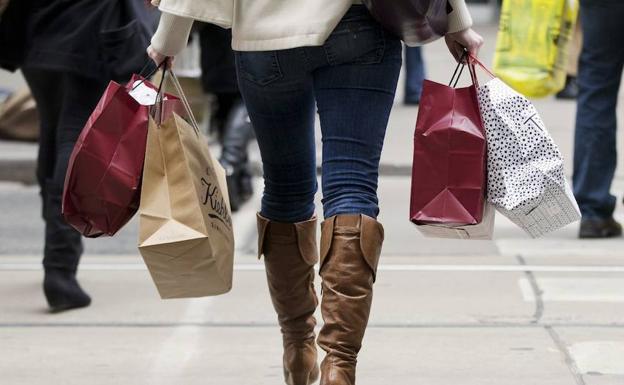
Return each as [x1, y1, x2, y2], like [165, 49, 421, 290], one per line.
[198, 23, 239, 94]
[0, 0, 29, 71]
[0, 0, 158, 81]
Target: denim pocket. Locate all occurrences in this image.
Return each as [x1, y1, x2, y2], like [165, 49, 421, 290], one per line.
[236, 51, 283, 86]
[323, 19, 386, 66]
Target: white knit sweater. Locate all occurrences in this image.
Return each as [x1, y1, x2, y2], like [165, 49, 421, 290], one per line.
[151, 0, 473, 56]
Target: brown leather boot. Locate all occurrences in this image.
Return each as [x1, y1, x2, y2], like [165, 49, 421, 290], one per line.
[257, 214, 320, 385]
[317, 214, 383, 385]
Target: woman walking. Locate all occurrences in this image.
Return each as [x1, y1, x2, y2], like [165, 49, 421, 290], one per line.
[0, 0, 155, 312]
[148, 1, 482, 384]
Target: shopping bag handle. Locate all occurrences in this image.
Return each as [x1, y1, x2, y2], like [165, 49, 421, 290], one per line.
[129, 60, 167, 92]
[148, 65, 201, 135]
[166, 69, 201, 135]
[448, 55, 466, 87]
[449, 51, 479, 88]
[467, 54, 496, 79]
[137, 60, 160, 80]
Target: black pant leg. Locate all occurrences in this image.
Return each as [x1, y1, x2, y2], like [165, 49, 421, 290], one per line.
[24, 70, 107, 271]
[220, 98, 253, 168]
[573, 1, 624, 218]
[22, 68, 62, 215]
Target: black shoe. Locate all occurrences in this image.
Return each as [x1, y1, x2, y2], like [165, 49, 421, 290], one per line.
[579, 217, 622, 239]
[43, 268, 91, 312]
[556, 76, 578, 100]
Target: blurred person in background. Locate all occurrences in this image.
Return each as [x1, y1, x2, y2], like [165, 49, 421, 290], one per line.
[148, 0, 482, 384]
[198, 23, 254, 211]
[573, 0, 624, 238]
[404, 46, 426, 105]
[0, 0, 156, 312]
[556, 19, 582, 100]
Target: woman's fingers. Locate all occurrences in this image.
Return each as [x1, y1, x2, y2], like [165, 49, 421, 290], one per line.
[444, 38, 465, 63]
[146, 45, 173, 68]
[445, 28, 484, 62]
[453, 42, 466, 63]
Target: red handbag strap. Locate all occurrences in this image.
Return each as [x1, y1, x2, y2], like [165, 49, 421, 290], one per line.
[467, 61, 479, 88]
[468, 54, 496, 79]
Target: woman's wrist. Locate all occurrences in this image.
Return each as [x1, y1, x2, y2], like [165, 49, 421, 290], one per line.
[150, 12, 194, 57]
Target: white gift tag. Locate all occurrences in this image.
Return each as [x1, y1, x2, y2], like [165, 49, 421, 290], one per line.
[129, 81, 159, 106]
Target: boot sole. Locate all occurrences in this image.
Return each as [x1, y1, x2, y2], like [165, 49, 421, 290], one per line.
[48, 298, 92, 313]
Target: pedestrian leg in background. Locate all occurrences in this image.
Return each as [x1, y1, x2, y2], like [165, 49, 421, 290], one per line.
[556, 19, 582, 100]
[218, 96, 254, 207]
[572, 0, 624, 238]
[404, 45, 425, 105]
[23, 68, 108, 312]
[199, 23, 254, 212]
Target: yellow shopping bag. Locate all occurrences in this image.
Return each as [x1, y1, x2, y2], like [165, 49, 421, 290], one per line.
[493, 0, 579, 98]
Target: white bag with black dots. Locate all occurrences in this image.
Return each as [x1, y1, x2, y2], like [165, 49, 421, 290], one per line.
[476, 74, 581, 238]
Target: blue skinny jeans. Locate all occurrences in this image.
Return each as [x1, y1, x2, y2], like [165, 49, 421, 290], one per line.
[235, 5, 402, 223]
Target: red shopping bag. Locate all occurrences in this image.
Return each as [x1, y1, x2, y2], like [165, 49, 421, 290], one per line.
[410, 58, 487, 226]
[62, 70, 184, 237]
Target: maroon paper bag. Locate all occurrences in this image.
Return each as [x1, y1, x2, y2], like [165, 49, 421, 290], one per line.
[410, 61, 487, 226]
[62, 74, 183, 237]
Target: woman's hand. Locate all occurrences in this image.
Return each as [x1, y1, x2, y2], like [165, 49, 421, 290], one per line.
[445, 28, 484, 62]
[147, 45, 173, 68]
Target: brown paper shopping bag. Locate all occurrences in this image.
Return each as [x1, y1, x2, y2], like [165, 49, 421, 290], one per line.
[138, 70, 234, 299]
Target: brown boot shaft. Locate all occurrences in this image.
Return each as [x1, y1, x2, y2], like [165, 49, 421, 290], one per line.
[257, 214, 320, 385]
[317, 214, 384, 385]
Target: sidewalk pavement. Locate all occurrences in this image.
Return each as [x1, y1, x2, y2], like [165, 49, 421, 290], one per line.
[1, 24, 624, 385]
[2, 256, 623, 385]
[1, 172, 624, 384]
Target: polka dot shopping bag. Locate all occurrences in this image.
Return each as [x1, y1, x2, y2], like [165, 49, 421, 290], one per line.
[472, 55, 581, 238]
